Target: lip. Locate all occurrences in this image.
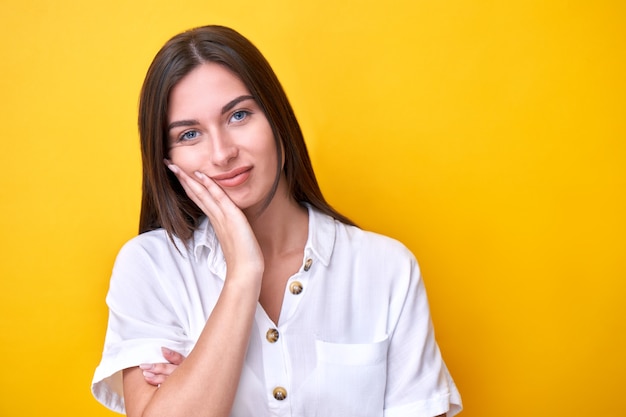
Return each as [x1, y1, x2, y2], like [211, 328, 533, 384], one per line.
[210, 166, 252, 187]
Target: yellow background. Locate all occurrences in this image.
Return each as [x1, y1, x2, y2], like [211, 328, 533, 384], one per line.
[1, 0, 624, 416]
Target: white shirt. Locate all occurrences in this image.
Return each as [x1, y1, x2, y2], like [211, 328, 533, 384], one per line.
[92, 206, 462, 417]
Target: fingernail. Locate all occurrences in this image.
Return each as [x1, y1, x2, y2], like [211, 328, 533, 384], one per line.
[194, 171, 205, 179]
[167, 164, 179, 174]
[161, 347, 173, 355]
[139, 363, 153, 370]
[142, 370, 155, 378]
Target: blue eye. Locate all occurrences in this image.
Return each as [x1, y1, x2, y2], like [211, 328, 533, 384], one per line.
[230, 110, 249, 123]
[180, 130, 199, 141]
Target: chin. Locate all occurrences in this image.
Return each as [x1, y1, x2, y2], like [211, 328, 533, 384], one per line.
[224, 183, 278, 214]
[228, 194, 265, 212]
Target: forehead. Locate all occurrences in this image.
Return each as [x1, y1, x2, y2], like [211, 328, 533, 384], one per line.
[168, 63, 250, 119]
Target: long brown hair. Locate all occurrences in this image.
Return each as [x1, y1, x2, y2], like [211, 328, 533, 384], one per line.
[138, 25, 354, 241]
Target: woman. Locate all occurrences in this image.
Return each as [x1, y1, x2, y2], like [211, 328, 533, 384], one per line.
[92, 25, 462, 417]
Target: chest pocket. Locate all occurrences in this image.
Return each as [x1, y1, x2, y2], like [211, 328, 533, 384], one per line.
[313, 336, 389, 417]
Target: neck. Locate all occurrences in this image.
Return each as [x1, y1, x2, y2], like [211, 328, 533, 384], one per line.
[245, 179, 308, 258]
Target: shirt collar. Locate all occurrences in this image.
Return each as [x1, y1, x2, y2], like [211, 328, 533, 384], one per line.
[191, 203, 337, 268]
[192, 216, 221, 265]
[304, 204, 336, 267]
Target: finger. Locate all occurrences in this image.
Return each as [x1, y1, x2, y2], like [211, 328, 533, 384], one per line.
[168, 164, 244, 233]
[166, 163, 214, 213]
[148, 362, 179, 375]
[167, 164, 228, 219]
[192, 171, 233, 208]
[191, 171, 253, 230]
[161, 347, 186, 365]
[165, 162, 262, 271]
[184, 169, 234, 215]
[143, 372, 167, 386]
[138, 364, 161, 385]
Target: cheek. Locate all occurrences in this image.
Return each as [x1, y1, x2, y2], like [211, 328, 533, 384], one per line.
[169, 147, 204, 171]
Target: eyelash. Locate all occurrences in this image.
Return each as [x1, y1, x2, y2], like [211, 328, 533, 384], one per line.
[177, 130, 200, 142]
[174, 109, 253, 143]
[230, 110, 251, 123]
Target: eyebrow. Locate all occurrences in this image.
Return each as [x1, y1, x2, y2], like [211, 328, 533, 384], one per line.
[167, 119, 198, 132]
[221, 95, 255, 115]
[167, 95, 256, 132]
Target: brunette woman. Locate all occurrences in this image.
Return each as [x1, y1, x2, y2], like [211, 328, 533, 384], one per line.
[92, 25, 462, 417]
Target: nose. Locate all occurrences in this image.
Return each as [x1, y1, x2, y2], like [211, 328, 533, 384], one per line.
[210, 131, 238, 166]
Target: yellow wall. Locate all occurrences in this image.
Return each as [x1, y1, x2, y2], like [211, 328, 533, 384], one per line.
[1, 1, 624, 416]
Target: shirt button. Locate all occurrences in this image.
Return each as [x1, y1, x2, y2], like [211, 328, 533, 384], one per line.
[266, 328, 279, 343]
[289, 281, 303, 295]
[304, 258, 313, 271]
[273, 386, 287, 401]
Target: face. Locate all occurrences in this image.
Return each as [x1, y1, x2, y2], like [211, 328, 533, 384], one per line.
[167, 63, 281, 212]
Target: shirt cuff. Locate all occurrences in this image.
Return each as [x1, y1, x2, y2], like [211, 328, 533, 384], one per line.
[383, 391, 463, 417]
[91, 338, 192, 413]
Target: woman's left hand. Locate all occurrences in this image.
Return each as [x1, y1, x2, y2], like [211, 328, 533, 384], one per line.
[139, 347, 186, 386]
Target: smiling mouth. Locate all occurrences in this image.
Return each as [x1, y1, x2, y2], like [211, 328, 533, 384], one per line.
[211, 167, 252, 187]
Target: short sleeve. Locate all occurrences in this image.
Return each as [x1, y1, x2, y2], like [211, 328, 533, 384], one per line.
[91, 236, 196, 414]
[384, 255, 462, 417]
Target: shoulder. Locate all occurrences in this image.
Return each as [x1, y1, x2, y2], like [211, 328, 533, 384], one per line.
[116, 228, 187, 261]
[328, 220, 422, 288]
[106, 229, 199, 309]
[323, 220, 425, 318]
[336, 221, 416, 263]
[111, 228, 192, 282]
[309, 206, 416, 264]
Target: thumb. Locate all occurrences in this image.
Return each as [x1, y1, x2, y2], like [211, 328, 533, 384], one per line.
[161, 347, 186, 365]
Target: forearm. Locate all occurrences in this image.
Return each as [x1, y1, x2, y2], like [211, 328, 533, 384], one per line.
[124, 276, 261, 417]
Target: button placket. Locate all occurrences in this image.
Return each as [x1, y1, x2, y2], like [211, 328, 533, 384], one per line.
[257, 256, 317, 408]
[254, 306, 290, 410]
[281, 256, 314, 323]
[287, 257, 312, 297]
[264, 334, 290, 407]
